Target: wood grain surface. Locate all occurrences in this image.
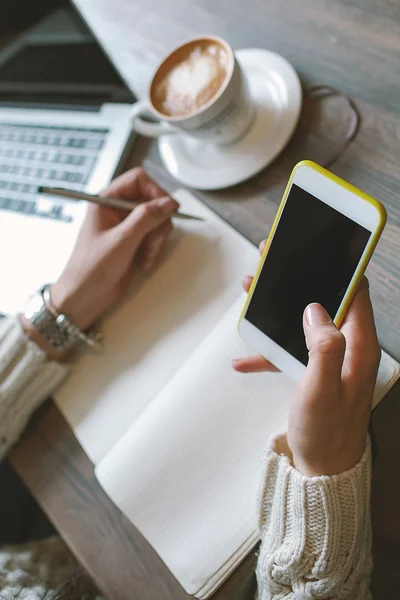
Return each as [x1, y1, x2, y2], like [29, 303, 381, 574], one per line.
[10, 0, 400, 598]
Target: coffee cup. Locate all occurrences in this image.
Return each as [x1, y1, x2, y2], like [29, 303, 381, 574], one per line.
[130, 35, 254, 145]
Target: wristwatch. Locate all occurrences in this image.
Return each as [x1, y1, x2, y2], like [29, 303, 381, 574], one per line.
[24, 285, 103, 352]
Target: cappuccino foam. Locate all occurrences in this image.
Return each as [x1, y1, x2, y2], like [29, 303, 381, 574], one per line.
[152, 41, 230, 117]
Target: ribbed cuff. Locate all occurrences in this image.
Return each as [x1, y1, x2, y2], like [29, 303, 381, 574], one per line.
[0, 316, 69, 457]
[256, 434, 372, 599]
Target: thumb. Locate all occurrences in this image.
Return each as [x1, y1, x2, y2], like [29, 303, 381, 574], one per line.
[118, 196, 179, 244]
[302, 303, 346, 387]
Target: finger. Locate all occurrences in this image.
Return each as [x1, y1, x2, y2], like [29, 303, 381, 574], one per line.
[232, 355, 279, 373]
[102, 167, 167, 203]
[259, 239, 267, 255]
[242, 275, 253, 293]
[84, 202, 122, 230]
[140, 220, 173, 270]
[135, 167, 170, 202]
[340, 278, 380, 382]
[118, 196, 179, 246]
[340, 277, 374, 339]
[302, 303, 346, 389]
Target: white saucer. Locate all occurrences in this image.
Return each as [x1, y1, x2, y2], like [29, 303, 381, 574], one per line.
[158, 49, 302, 190]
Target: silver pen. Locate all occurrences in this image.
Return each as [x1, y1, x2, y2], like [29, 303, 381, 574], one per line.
[38, 186, 204, 221]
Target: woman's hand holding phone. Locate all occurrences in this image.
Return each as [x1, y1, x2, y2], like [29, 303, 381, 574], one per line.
[234, 240, 381, 477]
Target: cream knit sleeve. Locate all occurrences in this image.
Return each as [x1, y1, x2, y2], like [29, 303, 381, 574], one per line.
[256, 434, 372, 600]
[0, 316, 69, 460]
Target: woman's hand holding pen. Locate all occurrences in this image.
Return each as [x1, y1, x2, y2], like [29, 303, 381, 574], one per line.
[50, 168, 178, 332]
[233, 240, 380, 478]
[22, 168, 178, 359]
[21, 168, 179, 360]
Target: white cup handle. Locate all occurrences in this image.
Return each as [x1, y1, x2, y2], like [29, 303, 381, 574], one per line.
[130, 100, 177, 137]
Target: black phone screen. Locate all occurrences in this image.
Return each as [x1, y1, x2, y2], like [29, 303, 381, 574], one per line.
[245, 184, 371, 365]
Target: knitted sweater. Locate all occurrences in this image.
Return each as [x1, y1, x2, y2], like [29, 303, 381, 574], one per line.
[0, 316, 372, 599]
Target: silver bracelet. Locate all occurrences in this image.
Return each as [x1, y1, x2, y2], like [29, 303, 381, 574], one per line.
[43, 285, 103, 352]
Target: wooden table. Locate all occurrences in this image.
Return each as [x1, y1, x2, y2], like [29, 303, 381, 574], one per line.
[10, 0, 400, 598]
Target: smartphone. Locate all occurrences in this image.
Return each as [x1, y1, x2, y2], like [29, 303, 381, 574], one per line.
[238, 160, 387, 381]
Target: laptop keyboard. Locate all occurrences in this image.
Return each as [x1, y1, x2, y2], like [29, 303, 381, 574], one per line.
[0, 123, 109, 223]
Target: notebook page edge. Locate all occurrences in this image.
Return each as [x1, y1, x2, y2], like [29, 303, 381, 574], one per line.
[372, 349, 400, 409]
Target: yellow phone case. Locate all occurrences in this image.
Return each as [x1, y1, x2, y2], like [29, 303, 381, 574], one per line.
[239, 160, 387, 330]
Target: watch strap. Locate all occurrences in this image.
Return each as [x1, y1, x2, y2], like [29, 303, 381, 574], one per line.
[24, 286, 79, 351]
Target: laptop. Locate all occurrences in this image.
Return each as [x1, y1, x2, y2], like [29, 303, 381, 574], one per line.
[0, 2, 136, 315]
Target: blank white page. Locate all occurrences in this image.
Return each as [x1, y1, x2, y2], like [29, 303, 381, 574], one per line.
[55, 190, 259, 464]
[95, 297, 295, 597]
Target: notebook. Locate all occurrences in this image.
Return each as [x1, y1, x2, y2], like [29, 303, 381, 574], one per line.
[55, 189, 400, 598]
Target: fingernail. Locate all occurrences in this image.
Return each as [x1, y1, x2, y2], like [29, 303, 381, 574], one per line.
[157, 196, 179, 214]
[305, 303, 331, 326]
[232, 358, 245, 367]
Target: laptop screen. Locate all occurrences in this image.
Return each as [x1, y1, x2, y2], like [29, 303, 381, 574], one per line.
[0, 2, 135, 107]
